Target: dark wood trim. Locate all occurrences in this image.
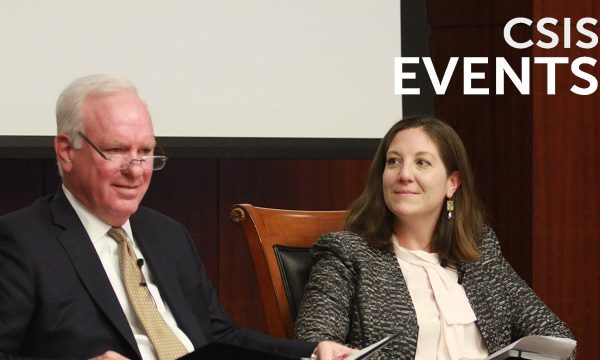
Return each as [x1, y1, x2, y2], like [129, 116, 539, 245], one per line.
[0, 136, 378, 159]
[401, 0, 434, 116]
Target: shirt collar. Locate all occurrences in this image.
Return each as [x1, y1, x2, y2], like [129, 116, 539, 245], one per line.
[62, 185, 133, 243]
[392, 235, 440, 266]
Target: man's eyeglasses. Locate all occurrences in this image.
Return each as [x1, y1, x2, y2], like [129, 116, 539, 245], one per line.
[77, 131, 167, 171]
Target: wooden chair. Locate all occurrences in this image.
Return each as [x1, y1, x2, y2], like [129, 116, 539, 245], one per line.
[230, 204, 347, 338]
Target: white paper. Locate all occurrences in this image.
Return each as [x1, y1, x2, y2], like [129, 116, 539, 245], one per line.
[486, 335, 576, 360]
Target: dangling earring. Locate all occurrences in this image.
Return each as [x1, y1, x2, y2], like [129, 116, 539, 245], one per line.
[446, 197, 454, 220]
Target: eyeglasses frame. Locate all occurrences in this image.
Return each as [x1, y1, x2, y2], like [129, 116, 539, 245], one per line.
[76, 131, 168, 171]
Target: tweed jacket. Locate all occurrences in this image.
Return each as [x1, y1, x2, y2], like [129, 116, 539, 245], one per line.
[294, 226, 575, 359]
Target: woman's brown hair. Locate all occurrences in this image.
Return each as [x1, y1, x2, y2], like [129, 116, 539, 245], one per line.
[345, 115, 485, 266]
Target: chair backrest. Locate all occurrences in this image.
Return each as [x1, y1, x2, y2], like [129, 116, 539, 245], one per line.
[230, 203, 347, 338]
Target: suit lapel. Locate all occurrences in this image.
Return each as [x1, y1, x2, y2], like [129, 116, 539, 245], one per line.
[461, 262, 498, 352]
[130, 214, 207, 347]
[381, 252, 419, 352]
[50, 191, 141, 358]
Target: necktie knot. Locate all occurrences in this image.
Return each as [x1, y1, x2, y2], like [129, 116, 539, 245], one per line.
[108, 227, 128, 244]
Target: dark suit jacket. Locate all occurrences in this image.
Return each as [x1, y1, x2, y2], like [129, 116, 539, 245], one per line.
[0, 189, 313, 359]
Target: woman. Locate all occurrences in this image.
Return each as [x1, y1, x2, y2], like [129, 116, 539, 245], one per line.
[294, 116, 574, 359]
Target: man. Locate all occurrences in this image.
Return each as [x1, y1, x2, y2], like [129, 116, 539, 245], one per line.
[0, 75, 354, 360]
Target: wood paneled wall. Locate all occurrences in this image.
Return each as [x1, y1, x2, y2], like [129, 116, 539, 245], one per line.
[531, 1, 600, 356]
[428, 1, 599, 358]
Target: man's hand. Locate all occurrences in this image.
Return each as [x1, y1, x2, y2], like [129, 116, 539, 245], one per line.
[90, 350, 130, 360]
[314, 340, 358, 360]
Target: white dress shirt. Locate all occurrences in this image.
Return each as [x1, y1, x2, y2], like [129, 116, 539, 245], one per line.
[392, 239, 488, 360]
[63, 186, 194, 359]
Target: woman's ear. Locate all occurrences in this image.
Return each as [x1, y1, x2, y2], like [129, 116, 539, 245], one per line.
[55, 133, 74, 172]
[446, 171, 461, 197]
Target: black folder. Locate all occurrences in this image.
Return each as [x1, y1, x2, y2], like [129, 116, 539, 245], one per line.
[179, 342, 298, 360]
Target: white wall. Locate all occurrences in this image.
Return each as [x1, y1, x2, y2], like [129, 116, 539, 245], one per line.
[0, 1, 401, 138]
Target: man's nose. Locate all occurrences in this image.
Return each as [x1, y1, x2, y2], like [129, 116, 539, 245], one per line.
[121, 158, 146, 176]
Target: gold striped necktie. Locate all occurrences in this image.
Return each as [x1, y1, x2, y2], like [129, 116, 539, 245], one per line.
[107, 227, 188, 360]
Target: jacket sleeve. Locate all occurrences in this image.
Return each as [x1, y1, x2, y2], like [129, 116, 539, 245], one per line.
[484, 226, 576, 358]
[294, 232, 357, 345]
[0, 221, 32, 358]
[0, 219, 66, 360]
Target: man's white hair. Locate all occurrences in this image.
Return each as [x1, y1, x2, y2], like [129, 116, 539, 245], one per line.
[55, 74, 141, 176]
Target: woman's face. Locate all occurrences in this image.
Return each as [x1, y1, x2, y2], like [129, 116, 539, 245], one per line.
[382, 127, 460, 224]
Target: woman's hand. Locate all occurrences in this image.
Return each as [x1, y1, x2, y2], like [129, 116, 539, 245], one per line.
[313, 340, 359, 360]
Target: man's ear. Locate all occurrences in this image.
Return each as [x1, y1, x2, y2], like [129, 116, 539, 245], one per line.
[55, 133, 74, 173]
[447, 171, 461, 197]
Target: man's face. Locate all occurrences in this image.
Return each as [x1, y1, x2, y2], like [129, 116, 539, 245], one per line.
[62, 91, 155, 226]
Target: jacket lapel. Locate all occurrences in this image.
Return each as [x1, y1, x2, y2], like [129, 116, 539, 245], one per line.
[381, 251, 419, 353]
[461, 262, 499, 353]
[130, 214, 207, 348]
[50, 190, 141, 358]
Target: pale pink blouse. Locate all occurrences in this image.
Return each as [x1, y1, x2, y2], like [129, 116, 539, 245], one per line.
[392, 240, 488, 360]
